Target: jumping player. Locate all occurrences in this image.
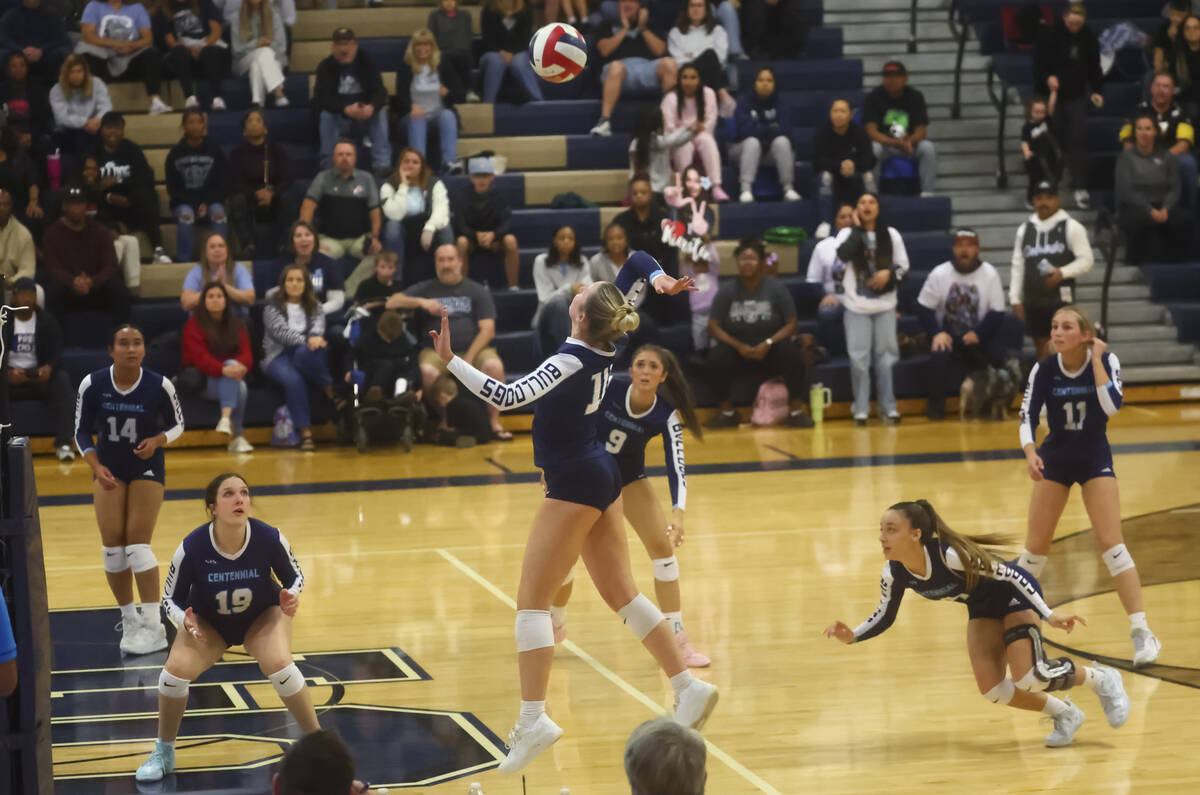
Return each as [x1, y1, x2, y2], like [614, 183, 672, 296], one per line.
[431, 251, 718, 774]
[825, 500, 1130, 748]
[75, 324, 185, 655]
[550, 344, 711, 667]
[136, 472, 319, 781]
[1015, 305, 1161, 665]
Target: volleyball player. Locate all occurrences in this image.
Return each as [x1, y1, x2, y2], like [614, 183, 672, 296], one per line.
[1014, 306, 1161, 666]
[75, 324, 185, 655]
[136, 472, 319, 781]
[825, 500, 1130, 748]
[432, 251, 719, 774]
[550, 344, 711, 667]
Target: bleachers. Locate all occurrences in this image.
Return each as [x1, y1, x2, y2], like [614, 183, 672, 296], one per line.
[1143, 264, 1200, 346]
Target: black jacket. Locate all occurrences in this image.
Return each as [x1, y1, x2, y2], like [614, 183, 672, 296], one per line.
[813, 121, 876, 176]
[451, 184, 512, 237]
[1033, 20, 1103, 100]
[480, 7, 533, 54]
[314, 50, 389, 116]
[391, 60, 464, 118]
[93, 138, 155, 199]
[2, 308, 64, 372]
[165, 137, 230, 209]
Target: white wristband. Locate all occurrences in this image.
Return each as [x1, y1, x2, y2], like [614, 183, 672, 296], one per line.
[763, 338, 773, 347]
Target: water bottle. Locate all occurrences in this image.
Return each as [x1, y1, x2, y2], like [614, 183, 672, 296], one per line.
[467, 784, 484, 795]
[47, 149, 62, 191]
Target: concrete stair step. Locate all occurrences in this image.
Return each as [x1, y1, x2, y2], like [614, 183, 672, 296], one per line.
[948, 192, 1033, 212]
[861, 53, 989, 75]
[928, 139, 998, 155]
[825, 10, 948, 25]
[845, 41, 960, 56]
[840, 0, 949, 13]
[1122, 363, 1200, 383]
[840, 22, 957, 44]
[1114, 341, 1198, 366]
[1078, 301, 1164, 325]
[1105, 323, 1181, 343]
[934, 119, 1024, 141]
[1075, 283, 1151, 301]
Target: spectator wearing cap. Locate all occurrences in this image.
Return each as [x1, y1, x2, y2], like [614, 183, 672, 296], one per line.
[75, 0, 173, 116]
[93, 110, 173, 263]
[49, 54, 113, 158]
[452, 155, 520, 289]
[166, 108, 230, 261]
[1119, 72, 1196, 209]
[301, 140, 383, 291]
[42, 184, 131, 326]
[152, 0, 231, 112]
[428, 0, 477, 103]
[589, 0, 678, 138]
[393, 29, 463, 175]
[4, 277, 76, 460]
[813, 97, 876, 234]
[739, 0, 807, 62]
[0, 190, 35, 295]
[0, 0, 74, 83]
[478, 0, 544, 105]
[1009, 180, 1093, 358]
[863, 60, 937, 196]
[1116, 112, 1193, 265]
[625, 717, 707, 795]
[231, 0, 288, 108]
[805, 201, 855, 356]
[315, 28, 392, 175]
[917, 228, 1009, 421]
[1033, 2, 1103, 210]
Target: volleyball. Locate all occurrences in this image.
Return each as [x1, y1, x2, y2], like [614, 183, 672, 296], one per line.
[529, 23, 588, 83]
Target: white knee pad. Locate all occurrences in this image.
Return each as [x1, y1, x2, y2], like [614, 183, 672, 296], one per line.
[652, 556, 680, 583]
[125, 544, 158, 574]
[1102, 544, 1136, 577]
[618, 594, 664, 640]
[103, 546, 129, 573]
[984, 678, 1015, 705]
[514, 609, 554, 652]
[268, 662, 305, 698]
[158, 669, 191, 699]
[1015, 669, 1045, 692]
[561, 566, 576, 586]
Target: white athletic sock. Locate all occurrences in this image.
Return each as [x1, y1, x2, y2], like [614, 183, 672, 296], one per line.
[517, 700, 545, 730]
[1129, 611, 1149, 632]
[1080, 667, 1097, 690]
[119, 603, 138, 625]
[1017, 549, 1048, 579]
[550, 606, 567, 626]
[156, 738, 174, 748]
[1041, 695, 1069, 717]
[664, 611, 684, 634]
[669, 670, 694, 697]
[140, 603, 159, 622]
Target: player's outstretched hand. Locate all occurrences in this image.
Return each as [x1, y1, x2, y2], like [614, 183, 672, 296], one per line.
[1026, 452, 1045, 482]
[184, 607, 205, 642]
[94, 464, 119, 491]
[651, 273, 697, 295]
[279, 589, 299, 617]
[1047, 612, 1085, 633]
[428, 306, 454, 364]
[824, 621, 855, 644]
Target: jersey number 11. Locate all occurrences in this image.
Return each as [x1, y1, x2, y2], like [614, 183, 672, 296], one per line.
[1062, 401, 1087, 431]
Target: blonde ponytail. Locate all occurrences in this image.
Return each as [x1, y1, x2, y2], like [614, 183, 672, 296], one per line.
[585, 281, 640, 344]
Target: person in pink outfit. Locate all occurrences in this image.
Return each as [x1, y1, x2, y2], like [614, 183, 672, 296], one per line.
[661, 63, 727, 201]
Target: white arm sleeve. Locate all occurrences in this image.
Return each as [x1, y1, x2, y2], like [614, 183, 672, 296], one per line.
[446, 352, 583, 411]
[889, 228, 910, 278]
[160, 377, 185, 444]
[161, 543, 188, 627]
[1009, 223, 1027, 306]
[1059, 218, 1095, 280]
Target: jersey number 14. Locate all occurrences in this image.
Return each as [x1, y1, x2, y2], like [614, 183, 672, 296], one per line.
[215, 588, 253, 615]
[106, 416, 138, 443]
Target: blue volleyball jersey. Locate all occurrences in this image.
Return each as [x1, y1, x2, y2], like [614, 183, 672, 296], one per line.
[162, 518, 305, 634]
[1019, 350, 1122, 456]
[446, 250, 667, 469]
[852, 540, 1053, 642]
[74, 367, 185, 464]
[601, 377, 687, 509]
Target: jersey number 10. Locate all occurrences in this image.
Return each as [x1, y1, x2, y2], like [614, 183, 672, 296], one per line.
[1062, 401, 1087, 431]
[215, 588, 253, 615]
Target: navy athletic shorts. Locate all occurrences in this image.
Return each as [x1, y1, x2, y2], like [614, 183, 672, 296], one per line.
[613, 453, 648, 489]
[543, 454, 623, 512]
[202, 599, 279, 648]
[100, 449, 166, 485]
[1040, 446, 1115, 487]
[967, 564, 1044, 621]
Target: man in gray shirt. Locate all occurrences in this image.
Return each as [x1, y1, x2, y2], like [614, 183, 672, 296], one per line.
[301, 140, 383, 292]
[409, 243, 512, 439]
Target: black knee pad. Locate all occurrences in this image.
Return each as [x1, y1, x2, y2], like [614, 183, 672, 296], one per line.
[1003, 623, 1075, 691]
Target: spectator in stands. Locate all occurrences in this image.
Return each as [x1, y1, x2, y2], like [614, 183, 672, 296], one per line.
[1116, 113, 1193, 264]
[614, 176, 675, 274]
[377, 147, 453, 286]
[1020, 96, 1062, 208]
[409, 243, 512, 439]
[1009, 180, 1093, 358]
[0, 191, 35, 296]
[834, 192, 908, 425]
[76, 0, 173, 116]
[704, 237, 813, 430]
[917, 228, 1009, 421]
[814, 98, 875, 235]
[668, 0, 736, 117]
[301, 140, 383, 287]
[863, 60, 936, 197]
[805, 201, 855, 357]
[76, 156, 143, 293]
[532, 225, 590, 355]
[662, 63, 728, 201]
[0, 0, 74, 83]
[1156, 0, 1191, 79]
[314, 28, 391, 175]
[231, 0, 289, 108]
[587, 220, 659, 357]
[1033, 2, 1103, 210]
[93, 111, 173, 263]
[625, 716, 706, 795]
[269, 221, 346, 320]
[50, 55, 113, 158]
[0, 130, 43, 233]
[628, 103, 694, 201]
[394, 29, 463, 175]
[452, 155, 519, 289]
[181, 281, 255, 453]
[478, 0, 543, 105]
[229, 108, 290, 258]
[740, 0, 806, 61]
[166, 108, 230, 261]
[353, 308, 421, 408]
[590, 0, 678, 138]
[154, 0, 230, 112]
[730, 67, 799, 205]
[3, 277, 74, 460]
[42, 185, 131, 324]
[428, 0, 477, 102]
[180, 231, 256, 314]
[0, 54, 54, 158]
[1173, 15, 1200, 115]
[1119, 72, 1196, 208]
[679, 235, 718, 351]
[263, 264, 336, 451]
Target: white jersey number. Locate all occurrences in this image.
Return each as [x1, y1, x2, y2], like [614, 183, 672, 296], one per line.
[1062, 401, 1087, 431]
[584, 367, 612, 415]
[605, 429, 628, 453]
[215, 588, 253, 615]
[106, 416, 138, 444]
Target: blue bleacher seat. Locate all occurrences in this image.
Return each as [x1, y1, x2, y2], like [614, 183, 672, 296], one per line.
[1142, 263, 1200, 302]
[492, 289, 539, 332]
[904, 233, 953, 272]
[567, 135, 632, 170]
[737, 60, 863, 93]
[509, 208, 602, 246]
[879, 196, 952, 233]
[1166, 303, 1200, 343]
[718, 201, 814, 239]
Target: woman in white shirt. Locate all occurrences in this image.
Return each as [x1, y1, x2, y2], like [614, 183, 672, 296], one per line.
[380, 147, 452, 284]
[667, 0, 736, 116]
[531, 225, 591, 355]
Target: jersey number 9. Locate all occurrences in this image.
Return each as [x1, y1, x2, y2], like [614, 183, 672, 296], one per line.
[605, 429, 627, 453]
[215, 588, 253, 615]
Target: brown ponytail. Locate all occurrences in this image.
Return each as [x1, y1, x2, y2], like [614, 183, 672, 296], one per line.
[634, 344, 703, 440]
[889, 499, 1014, 590]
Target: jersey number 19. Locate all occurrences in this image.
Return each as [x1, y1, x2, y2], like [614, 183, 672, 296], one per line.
[215, 588, 252, 615]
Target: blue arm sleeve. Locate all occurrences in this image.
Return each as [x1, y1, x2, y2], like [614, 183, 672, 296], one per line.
[74, 375, 97, 457]
[614, 250, 667, 296]
[0, 588, 15, 664]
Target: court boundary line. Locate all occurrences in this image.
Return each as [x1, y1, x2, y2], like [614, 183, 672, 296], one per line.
[435, 548, 783, 795]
